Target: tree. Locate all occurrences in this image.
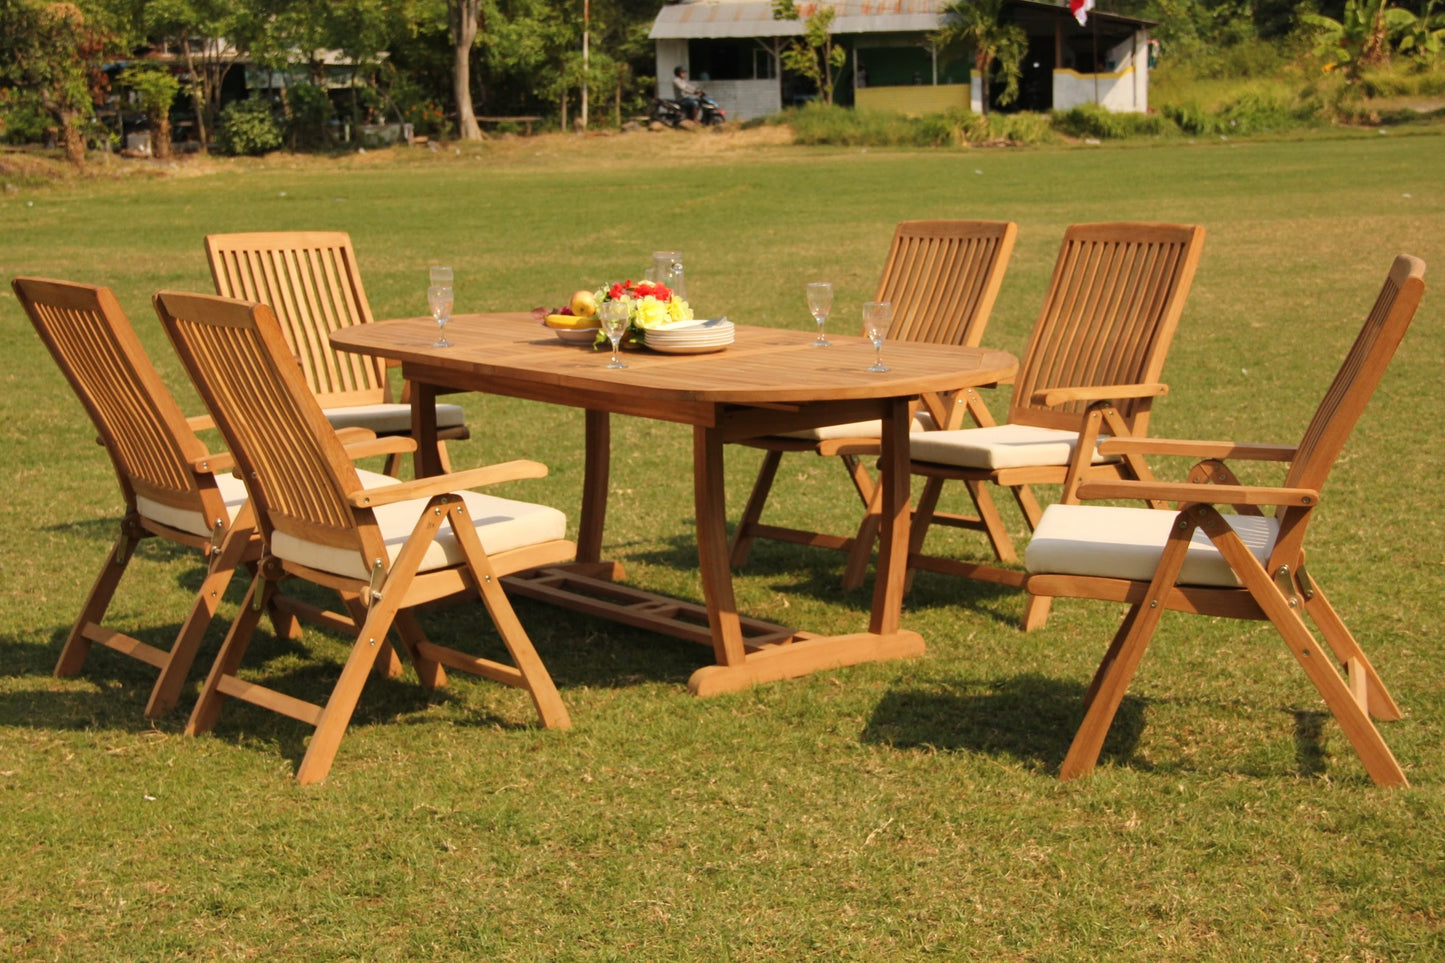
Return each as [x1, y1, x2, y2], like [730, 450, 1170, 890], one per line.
[772, 0, 847, 105]
[119, 63, 180, 157]
[0, 0, 117, 165]
[143, 0, 250, 149]
[932, 0, 1026, 115]
[1303, 0, 1418, 82]
[449, 0, 483, 138]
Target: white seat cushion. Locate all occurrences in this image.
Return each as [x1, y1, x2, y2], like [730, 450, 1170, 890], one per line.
[271, 469, 568, 580]
[776, 413, 931, 442]
[1024, 504, 1278, 587]
[909, 424, 1116, 471]
[137, 470, 250, 538]
[323, 402, 467, 434]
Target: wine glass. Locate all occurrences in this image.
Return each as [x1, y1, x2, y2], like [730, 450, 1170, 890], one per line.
[863, 300, 892, 372]
[599, 298, 630, 369]
[429, 265, 453, 285]
[806, 281, 833, 347]
[427, 283, 453, 347]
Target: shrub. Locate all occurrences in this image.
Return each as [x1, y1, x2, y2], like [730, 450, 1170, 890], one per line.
[214, 98, 284, 156]
[284, 83, 333, 150]
[983, 111, 1057, 144]
[1161, 99, 1228, 135]
[0, 91, 51, 145]
[1053, 102, 1129, 139]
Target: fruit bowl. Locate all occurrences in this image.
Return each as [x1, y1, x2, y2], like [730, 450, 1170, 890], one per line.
[552, 326, 599, 344]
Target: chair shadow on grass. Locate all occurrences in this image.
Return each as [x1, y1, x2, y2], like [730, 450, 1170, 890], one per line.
[861, 673, 1147, 775]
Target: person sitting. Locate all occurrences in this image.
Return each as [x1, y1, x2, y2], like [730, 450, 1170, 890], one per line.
[672, 66, 702, 122]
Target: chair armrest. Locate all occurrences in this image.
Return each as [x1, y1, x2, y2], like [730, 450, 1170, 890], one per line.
[1031, 382, 1168, 407]
[348, 459, 549, 507]
[185, 413, 217, 433]
[1077, 478, 1320, 507]
[1096, 437, 1298, 461]
[332, 426, 418, 461]
[190, 452, 236, 474]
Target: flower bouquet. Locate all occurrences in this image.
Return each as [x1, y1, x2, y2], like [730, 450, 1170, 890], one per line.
[593, 279, 693, 347]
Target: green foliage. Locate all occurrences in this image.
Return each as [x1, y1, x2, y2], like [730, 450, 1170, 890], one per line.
[3, 135, 1445, 958]
[283, 82, 333, 150]
[0, 88, 51, 144]
[933, 0, 1027, 114]
[213, 96, 284, 155]
[773, 0, 849, 105]
[1303, 0, 1421, 82]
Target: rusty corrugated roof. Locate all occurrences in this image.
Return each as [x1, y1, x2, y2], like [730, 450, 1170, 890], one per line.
[649, 0, 951, 40]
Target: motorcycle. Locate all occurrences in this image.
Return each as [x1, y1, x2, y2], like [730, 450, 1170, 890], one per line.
[650, 92, 726, 127]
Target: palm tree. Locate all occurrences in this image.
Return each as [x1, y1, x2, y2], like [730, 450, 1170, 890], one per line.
[932, 0, 1027, 116]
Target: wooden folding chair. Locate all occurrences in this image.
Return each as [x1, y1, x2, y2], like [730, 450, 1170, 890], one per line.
[729, 220, 1018, 589]
[154, 290, 573, 785]
[1023, 254, 1424, 786]
[13, 277, 267, 717]
[907, 222, 1206, 629]
[204, 230, 469, 473]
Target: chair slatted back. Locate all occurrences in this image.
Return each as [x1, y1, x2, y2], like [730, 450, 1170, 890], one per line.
[874, 220, 1017, 347]
[154, 290, 367, 555]
[14, 277, 219, 517]
[1010, 223, 1205, 435]
[204, 231, 388, 406]
[1286, 254, 1426, 495]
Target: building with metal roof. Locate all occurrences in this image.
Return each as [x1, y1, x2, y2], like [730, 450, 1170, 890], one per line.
[649, 0, 1156, 122]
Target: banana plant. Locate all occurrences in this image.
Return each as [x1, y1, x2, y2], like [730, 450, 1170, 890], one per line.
[1303, 0, 1419, 82]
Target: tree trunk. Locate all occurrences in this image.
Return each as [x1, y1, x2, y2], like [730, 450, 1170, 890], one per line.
[154, 116, 173, 159]
[976, 52, 992, 116]
[60, 110, 86, 167]
[451, 0, 483, 140]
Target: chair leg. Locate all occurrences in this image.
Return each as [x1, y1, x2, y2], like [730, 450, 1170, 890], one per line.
[1060, 601, 1164, 781]
[393, 609, 447, 689]
[1020, 594, 1054, 632]
[1197, 509, 1407, 786]
[340, 593, 403, 680]
[902, 477, 946, 593]
[186, 572, 272, 736]
[1302, 582, 1403, 721]
[54, 527, 139, 677]
[295, 597, 400, 786]
[448, 502, 570, 731]
[144, 527, 250, 717]
[1011, 483, 1045, 531]
[1061, 519, 1195, 781]
[969, 479, 1018, 563]
[842, 483, 883, 591]
[729, 449, 783, 568]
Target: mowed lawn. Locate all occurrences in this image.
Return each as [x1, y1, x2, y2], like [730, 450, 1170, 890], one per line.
[1, 128, 1443, 959]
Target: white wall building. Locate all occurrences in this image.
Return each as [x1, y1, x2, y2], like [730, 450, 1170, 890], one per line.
[649, 0, 1155, 122]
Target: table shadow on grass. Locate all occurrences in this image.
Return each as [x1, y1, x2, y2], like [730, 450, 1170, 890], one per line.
[860, 673, 1147, 774]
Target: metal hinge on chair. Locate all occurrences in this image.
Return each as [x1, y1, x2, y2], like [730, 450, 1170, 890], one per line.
[368, 558, 386, 606]
[1294, 560, 1317, 601]
[1273, 564, 1300, 608]
[209, 519, 226, 557]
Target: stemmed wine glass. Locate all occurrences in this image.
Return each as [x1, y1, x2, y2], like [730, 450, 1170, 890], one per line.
[863, 300, 892, 372]
[806, 281, 833, 347]
[599, 298, 630, 369]
[427, 282, 453, 347]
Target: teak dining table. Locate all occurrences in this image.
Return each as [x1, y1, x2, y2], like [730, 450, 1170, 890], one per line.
[331, 313, 1017, 696]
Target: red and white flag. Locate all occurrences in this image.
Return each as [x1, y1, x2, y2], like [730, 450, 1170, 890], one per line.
[1069, 0, 1094, 25]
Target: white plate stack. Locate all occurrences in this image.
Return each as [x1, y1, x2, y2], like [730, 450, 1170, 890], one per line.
[644, 318, 735, 354]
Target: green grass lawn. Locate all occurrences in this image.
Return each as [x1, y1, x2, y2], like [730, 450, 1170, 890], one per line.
[2, 129, 1443, 959]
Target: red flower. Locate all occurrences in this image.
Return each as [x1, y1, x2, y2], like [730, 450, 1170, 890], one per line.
[609, 281, 626, 300]
[653, 283, 672, 301]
